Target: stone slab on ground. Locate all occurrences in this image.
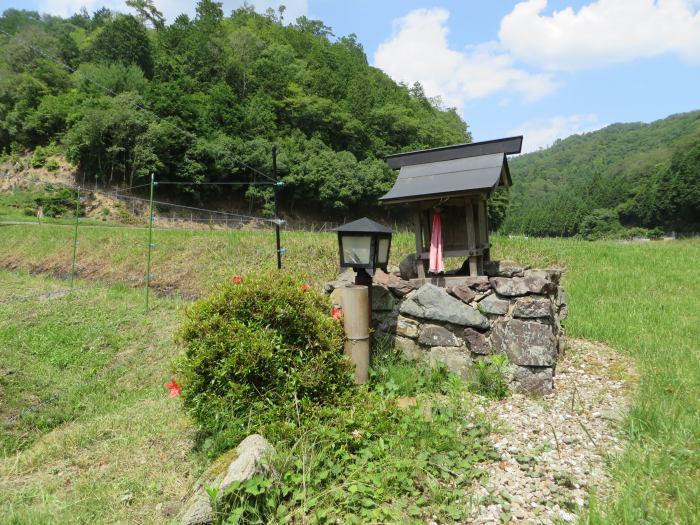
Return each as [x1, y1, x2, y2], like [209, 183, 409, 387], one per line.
[180, 434, 274, 525]
[466, 339, 637, 525]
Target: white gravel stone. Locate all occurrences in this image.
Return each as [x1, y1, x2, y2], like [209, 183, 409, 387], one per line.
[465, 339, 637, 524]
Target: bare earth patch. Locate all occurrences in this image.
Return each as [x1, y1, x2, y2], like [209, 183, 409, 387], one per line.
[468, 339, 638, 524]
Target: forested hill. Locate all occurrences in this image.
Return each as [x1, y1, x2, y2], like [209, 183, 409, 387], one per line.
[505, 110, 700, 236]
[0, 4, 469, 216]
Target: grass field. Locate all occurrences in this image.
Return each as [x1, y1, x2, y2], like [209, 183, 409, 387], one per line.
[0, 223, 698, 523]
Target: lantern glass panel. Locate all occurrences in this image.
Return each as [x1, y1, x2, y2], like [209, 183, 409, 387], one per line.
[376, 237, 390, 265]
[342, 235, 372, 265]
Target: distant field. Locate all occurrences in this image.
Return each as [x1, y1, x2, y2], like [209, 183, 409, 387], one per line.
[1, 223, 698, 523]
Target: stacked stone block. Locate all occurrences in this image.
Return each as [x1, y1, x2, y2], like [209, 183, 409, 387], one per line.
[325, 261, 568, 395]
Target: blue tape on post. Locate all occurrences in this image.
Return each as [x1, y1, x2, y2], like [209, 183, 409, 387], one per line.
[153, 181, 158, 187]
[276, 181, 285, 188]
[278, 247, 287, 255]
[149, 242, 156, 248]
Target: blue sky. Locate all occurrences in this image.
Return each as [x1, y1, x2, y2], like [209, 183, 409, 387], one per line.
[3, 0, 700, 152]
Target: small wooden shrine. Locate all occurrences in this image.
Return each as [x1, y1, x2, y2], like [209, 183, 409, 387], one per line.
[380, 136, 523, 278]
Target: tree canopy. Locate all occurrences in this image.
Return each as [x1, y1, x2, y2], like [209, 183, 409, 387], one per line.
[0, 5, 470, 216]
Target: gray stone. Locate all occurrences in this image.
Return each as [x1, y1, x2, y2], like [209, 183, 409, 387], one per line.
[399, 284, 489, 329]
[489, 277, 530, 297]
[461, 275, 491, 292]
[478, 293, 511, 315]
[399, 253, 418, 280]
[373, 269, 416, 298]
[484, 260, 527, 278]
[513, 297, 553, 319]
[427, 347, 472, 378]
[180, 434, 274, 525]
[523, 270, 554, 295]
[543, 267, 564, 285]
[220, 435, 274, 487]
[395, 315, 420, 338]
[374, 311, 397, 334]
[463, 328, 492, 355]
[395, 335, 422, 360]
[511, 366, 553, 395]
[322, 268, 356, 293]
[418, 324, 461, 347]
[372, 284, 397, 311]
[492, 319, 558, 366]
[449, 284, 476, 304]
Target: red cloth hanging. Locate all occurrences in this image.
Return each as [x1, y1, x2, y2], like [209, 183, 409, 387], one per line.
[429, 211, 444, 274]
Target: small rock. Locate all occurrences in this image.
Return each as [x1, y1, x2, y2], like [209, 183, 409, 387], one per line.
[449, 284, 477, 304]
[513, 297, 553, 319]
[395, 315, 420, 338]
[418, 324, 461, 347]
[399, 253, 418, 280]
[371, 284, 397, 311]
[464, 327, 492, 355]
[427, 346, 471, 377]
[478, 293, 511, 315]
[395, 336, 422, 361]
[490, 277, 530, 297]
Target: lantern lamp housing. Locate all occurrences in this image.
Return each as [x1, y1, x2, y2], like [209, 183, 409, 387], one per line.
[335, 217, 393, 271]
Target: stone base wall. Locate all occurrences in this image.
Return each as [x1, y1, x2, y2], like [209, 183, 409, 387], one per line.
[326, 260, 568, 395]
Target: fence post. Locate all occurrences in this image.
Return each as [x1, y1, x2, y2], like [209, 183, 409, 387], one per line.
[145, 173, 155, 311]
[273, 145, 283, 270]
[70, 186, 80, 291]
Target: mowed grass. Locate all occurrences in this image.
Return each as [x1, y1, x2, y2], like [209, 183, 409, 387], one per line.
[1, 223, 698, 523]
[0, 272, 202, 524]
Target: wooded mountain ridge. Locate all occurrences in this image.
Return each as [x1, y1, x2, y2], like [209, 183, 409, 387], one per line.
[506, 110, 700, 236]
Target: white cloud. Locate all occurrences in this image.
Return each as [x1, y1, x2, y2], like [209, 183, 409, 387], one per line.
[373, 8, 556, 107]
[500, 0, 700, 71]
[38, 0, 122, 18]
[37, 0, 308, 24]
[510, 114, 604, 153]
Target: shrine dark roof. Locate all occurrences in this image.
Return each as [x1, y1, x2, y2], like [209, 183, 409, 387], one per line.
[379, 152, 511, 204]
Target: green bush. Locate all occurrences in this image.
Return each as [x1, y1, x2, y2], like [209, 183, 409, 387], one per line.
[30, 147, 47, 168]
[45, 158, 60, 172]
[176, 273, 352, 448]
[618, 226, 664, 240]
[34, 186, 80, 218]
[579, 208, 623, 240]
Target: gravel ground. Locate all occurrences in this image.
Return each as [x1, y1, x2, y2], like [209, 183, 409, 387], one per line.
[467, 338, 638, 524]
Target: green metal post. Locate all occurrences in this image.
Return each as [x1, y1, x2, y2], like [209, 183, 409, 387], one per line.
[70, 187, 80, 290]
[145, 173, 155, 311]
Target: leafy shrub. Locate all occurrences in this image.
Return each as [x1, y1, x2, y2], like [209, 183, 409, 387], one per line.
[579, 208, 623, 240]
[34, 186, 80, 218]
[30, 147, 47, 168]
[176, 272, 353, 449]
[618, 226, 664, 240]
[216, 377, 495, 524]
[45, 158, 60, 172]
[470, 354, 510, 399]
